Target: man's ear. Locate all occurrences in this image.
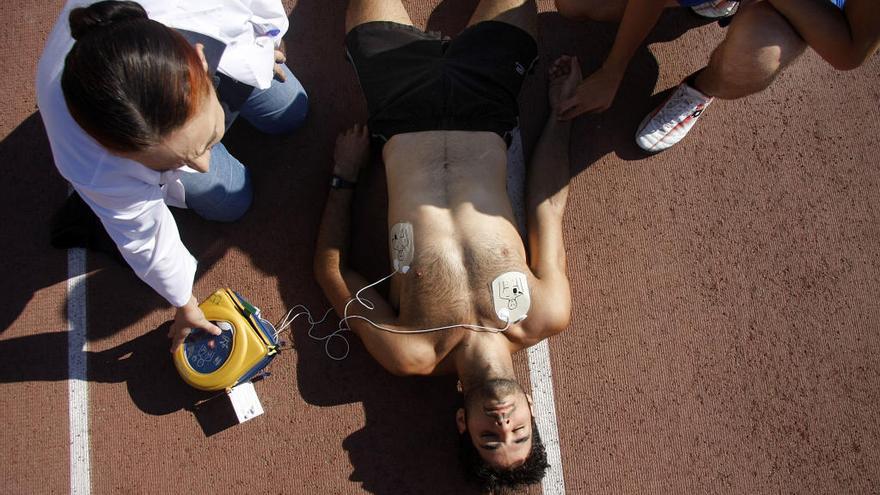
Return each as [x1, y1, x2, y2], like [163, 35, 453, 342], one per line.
[456, 408, 467, 434]
[194, 43, 209, 73]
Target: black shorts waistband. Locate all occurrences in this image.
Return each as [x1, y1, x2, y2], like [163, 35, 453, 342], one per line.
[345, 20, 537, 144]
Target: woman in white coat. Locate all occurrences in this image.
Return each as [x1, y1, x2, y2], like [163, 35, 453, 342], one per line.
[37, 1, 308, 350]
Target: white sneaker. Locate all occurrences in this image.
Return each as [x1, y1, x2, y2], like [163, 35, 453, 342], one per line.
[635, 82, 714, 152]
[691, 0, 739, 18]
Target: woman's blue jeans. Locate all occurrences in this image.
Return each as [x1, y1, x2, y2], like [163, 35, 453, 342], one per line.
[179, 64, 307, 222]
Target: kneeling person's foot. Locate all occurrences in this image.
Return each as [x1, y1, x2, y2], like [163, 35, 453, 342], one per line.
[635, 82, 714, 153]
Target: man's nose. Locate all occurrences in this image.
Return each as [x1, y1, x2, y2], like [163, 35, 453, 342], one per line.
[491, 412, 511, 427]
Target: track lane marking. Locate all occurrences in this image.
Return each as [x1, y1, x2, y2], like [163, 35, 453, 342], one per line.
[528, 340, 566, 495]
[508, 128, 566, 494]
[67, 247, 90, 495]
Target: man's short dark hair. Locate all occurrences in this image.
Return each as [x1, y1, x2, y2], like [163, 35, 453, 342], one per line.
[457, 418, 549, 494]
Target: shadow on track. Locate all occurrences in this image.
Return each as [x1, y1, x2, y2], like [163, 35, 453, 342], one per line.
[0, 323, 208, 416]
[519, 10, 717, 180]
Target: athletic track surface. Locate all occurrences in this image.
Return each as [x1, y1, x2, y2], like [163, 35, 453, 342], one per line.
[2, 1, 879, 494]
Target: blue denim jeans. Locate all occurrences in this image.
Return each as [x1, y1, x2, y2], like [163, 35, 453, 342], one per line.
[179, 64, 308, 222]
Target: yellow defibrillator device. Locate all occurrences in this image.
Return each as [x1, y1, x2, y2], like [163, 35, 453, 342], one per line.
[173, 289, 280, 391]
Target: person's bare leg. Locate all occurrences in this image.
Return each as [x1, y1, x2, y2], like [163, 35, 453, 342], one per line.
[346, 0, 414, 34]
[467, 0, 538, 39]
[694, 1, 807, 99]
[553, 0, 629, 22]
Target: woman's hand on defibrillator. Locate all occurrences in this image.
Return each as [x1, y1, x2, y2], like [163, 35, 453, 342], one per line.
[169, 296, 221, 353]
[332, 124, 370, 182]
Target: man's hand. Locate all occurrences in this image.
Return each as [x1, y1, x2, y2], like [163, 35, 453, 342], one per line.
[557, 63, 621, 120]
[168, 295, 221, 353]
[549, 55, 585, 114]
[273, 48, 287, 82]
[332, 124, 370, 182]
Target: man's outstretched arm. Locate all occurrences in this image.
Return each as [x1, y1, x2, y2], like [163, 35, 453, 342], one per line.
[313, 125, 367, 311]
[313, 125, 436, 375]
[768, 0, 880, 70]
[523, 56, 582, 339]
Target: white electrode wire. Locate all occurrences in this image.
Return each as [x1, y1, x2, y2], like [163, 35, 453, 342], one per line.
[341, 269, 512, 334]
[273, 305, 344, 360]
[274, 305, 334, 339]
[275, 268, 512, 361]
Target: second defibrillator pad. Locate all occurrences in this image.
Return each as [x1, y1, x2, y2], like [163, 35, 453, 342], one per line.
[390, 222, 414, 272]
[491, 271, 531, 323]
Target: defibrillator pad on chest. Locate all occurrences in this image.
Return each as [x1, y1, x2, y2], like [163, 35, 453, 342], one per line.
[390, 222, 414, 272]
[491, 271, 530, 323]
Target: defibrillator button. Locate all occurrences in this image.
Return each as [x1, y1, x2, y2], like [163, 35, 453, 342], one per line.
[184, 323, 234, 374]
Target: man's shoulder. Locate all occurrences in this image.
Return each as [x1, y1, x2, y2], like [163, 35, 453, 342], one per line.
[381, 331, 448, 376]
[517, 274, 572, 342]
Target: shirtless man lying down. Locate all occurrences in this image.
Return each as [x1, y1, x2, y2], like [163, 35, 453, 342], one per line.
[314, 0, 581, 491]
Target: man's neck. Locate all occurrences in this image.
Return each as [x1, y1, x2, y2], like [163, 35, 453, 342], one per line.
[454, 333, 516, 392]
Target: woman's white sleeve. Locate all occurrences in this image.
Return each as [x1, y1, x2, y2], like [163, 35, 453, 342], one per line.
[78, 183, 197, 308]
[219, 0, 289, 89]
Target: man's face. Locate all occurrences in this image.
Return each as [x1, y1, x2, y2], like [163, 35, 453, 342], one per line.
[456, 378, 534, 469]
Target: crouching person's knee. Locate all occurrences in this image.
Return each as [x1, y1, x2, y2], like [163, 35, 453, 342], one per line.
[205, 188, 253, 222]
[260, 89, 309, 136]
[245, 65, 310, 136]
[185, 167, 254, 223]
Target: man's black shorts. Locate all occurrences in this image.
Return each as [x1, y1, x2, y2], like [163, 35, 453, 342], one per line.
[344, 21, 538, 142]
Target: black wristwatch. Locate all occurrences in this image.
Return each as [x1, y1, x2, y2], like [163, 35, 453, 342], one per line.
[330, 175, 357, 190]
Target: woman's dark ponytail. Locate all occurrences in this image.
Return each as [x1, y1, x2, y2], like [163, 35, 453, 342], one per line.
[61, 1, 213, 153]
[68, 1, 148, 41]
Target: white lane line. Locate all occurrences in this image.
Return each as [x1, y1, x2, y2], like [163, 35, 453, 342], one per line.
[67, 247, 90, 495]
[528, 340, 566, 495]
[506, 127, 566, 494]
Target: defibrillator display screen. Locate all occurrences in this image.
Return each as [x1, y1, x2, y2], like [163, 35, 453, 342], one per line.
[184, 324, 234, 374]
